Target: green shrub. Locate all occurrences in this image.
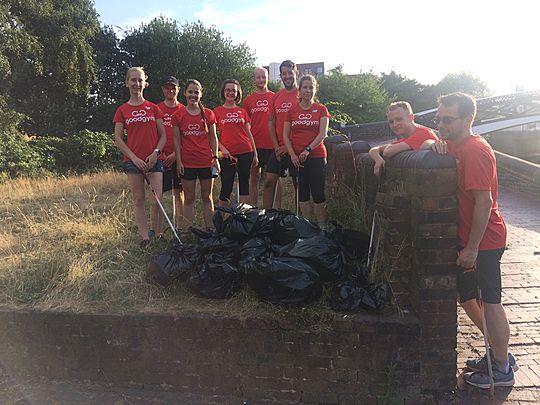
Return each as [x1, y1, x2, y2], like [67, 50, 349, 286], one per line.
[0, 131, 45, 180]
[29, 130, 122, 175]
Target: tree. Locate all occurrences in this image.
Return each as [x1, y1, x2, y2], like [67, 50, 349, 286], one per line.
[0, 0, 100, 136]
[85, 25, 127, 132]
[318, 66, 391, 124]
[380, 71, 427, 110]
[433, 72, 492, 99]
[120, 18, 256, 108]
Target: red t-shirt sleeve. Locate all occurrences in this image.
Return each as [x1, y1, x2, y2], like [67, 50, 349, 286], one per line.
[242, 108, 251, 124]
[402, 128, 438, 150]
[320, 104, 331, 119]
[153, 104, 164, 119]
[205, 108, 216, 126]
[269, 93, 277, 119]
[171, 108, 182, 127]
[113, 107, 124, 124]
[463, 148, 494, 191]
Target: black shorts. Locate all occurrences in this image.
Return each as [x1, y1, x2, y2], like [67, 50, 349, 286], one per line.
[257, 148, 273, 168]
[457, 247, 505, 304]
[290, 157, 327, 203]
[266, 152, 294, 177]
[181, 167, 213, 181]
[163, 162, 182, 192]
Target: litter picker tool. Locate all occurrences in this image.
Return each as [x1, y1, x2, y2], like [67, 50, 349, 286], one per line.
[143, 173, 182, 244]
[479, 286, 495, 396]
[367, 166, 384, 269]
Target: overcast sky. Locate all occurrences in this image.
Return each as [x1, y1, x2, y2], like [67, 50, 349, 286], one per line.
[93, 0, 540, 96]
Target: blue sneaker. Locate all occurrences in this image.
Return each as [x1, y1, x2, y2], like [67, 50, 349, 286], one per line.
[466, 350, 518, 372]
[464, 364, 515, 389]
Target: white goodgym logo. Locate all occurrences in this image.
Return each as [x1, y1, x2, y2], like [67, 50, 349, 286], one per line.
[126, 109, 156, 125]
[276, 101, 292, 113]
[163, 113, 172, 127]
[221, 111, 243, 124]
[251, 99, 269, 113]
[184, 123, 205, 136]
[292, 112, 318, 127]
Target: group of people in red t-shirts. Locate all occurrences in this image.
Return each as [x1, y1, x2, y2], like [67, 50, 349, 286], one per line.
[113, 60, 330, 247]
[114, 65, 515, 389]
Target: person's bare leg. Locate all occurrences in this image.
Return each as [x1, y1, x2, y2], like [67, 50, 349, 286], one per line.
[299, 201, 313, 220]
[181, 179, 196, 230]
[174, 187, 184, 229]
[485, 302, 510, 364]
[263, 173, 279, 209]
[200, 178, 214, 228]
[313, 202, 326, 225]
[249, 166, 261, 206]
[460, 299, 484, 332]
[126, 173, 149, 240]
[146, 171, 163, 233]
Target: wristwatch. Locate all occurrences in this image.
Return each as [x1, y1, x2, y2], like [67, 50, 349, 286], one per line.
[305, 146, 312, 152]
[154, 148, 160, 155]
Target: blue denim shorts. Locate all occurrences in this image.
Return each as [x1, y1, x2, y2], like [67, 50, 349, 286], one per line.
[123, 160, 164, 174]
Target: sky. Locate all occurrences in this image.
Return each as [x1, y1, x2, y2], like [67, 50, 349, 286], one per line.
[93, 0, 540, 96]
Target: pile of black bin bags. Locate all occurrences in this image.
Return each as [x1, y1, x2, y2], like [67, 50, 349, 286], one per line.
[147, 204, 388, 311]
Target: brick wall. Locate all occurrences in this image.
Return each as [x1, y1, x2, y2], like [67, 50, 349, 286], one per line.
[0, 308, 423, 404]
[0, 141, 459, 404]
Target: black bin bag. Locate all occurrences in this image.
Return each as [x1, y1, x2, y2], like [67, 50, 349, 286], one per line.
[146, 243, 199, 287]
[188, 253, 242, 299]
[330, 281, 388, 312]
[246, 257, 322, 304]
[327, 221, 370, 263]
[213, 204, 264, 239]
[279, 234, 348, 282]
[271, 211, 321, 245]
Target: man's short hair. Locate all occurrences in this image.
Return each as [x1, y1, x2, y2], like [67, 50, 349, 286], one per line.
[387, 101, 413, 115]
[438, 92, 477, 119]
[279, 60, 297, 74]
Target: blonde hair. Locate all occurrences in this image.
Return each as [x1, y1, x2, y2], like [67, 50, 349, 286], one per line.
[387, 101, 413, 115]
[125, 67, 147, 85]
[298, 74, 318, 102]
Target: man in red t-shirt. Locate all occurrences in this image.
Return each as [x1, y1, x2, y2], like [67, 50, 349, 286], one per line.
[243, 67, 274, 206]
[369, 101, 438, 176]
[426, 93, 515, 388]
[262, 60, 299, 209]
[158, 76, 185, 230]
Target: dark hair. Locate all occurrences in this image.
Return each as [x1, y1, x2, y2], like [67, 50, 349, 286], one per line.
[220, 79, 242, 103]
[438, 92, 477, 119]
[184, 79, 208, 132]
[279, 60, 296, 74]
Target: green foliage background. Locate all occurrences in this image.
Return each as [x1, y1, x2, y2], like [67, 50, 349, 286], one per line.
[0, 2, 492, 179]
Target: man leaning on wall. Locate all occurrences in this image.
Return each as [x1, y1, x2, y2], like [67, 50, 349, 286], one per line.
[423, 92, 516, 388]
[368, 101, 438, 176]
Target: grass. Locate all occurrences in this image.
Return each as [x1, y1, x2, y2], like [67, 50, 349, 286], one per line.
[0, 170, 361, 326]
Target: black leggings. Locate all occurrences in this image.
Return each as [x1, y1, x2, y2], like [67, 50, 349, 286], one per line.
[297, 157, 326, 203]
[219, 152, 254, 202]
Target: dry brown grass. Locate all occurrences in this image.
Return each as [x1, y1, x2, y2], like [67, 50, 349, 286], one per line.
[0, 171, 340, 326]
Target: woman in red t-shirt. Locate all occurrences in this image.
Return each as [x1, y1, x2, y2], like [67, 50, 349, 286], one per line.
[213, 79, 258, 206]
[172, 79, 220, 229]
[283, 75, 330, 225]
[113, 67, 167, 248]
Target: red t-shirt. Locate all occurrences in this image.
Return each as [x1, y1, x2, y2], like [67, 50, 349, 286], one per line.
[448, 134, 507, 250]
[243, 91, 275, 149]
[391, 125, 439, 150]
[171, 107, 216, 168]
[113, 100, 164, 163]
[286, 102, 330, 158]
[213, 106, 253, 155]
[157, 102, 184, 157]
[270, 88, 299, 146]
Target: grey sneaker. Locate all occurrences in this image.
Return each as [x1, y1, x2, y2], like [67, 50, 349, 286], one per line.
[466, 350, 518, 372]
[464, 364, 515, 389]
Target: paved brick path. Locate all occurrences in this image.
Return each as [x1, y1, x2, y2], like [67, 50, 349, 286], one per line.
[456, 187, 540, 403]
